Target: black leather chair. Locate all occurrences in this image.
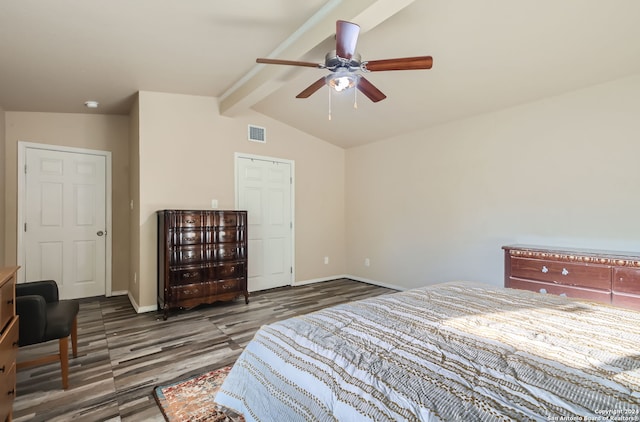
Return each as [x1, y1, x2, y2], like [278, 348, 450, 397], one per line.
[15, 280, 79, 390]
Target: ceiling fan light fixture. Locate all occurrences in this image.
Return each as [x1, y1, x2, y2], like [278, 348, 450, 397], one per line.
[326, 72, 357, 92]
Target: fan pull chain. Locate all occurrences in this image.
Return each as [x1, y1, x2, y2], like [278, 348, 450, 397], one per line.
[354, 85, 358, 109]
[328, 87, 332, 121]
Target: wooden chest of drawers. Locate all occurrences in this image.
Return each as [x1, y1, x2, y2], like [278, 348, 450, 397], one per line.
[0, 267, 19, 422]
[503, 245, 640, 310]
[158, 210, 249, 319]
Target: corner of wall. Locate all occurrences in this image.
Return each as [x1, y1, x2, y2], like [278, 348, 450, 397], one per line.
[0, 106, 5, 267]
[128, 94, 141, 305]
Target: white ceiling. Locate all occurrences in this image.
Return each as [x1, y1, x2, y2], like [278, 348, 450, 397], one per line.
[2, 0, 640, 149]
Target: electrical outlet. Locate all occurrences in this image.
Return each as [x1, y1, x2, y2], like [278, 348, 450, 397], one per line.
[324, 256, 329, 265]
[365, 258, 370, 267]
[211, 199, 218, 209]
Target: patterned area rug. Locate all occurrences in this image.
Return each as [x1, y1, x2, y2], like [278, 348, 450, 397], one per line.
[153, 366, 244, 422]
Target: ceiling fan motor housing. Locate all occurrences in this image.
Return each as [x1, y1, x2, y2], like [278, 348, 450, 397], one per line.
[325, 50, 361, 72]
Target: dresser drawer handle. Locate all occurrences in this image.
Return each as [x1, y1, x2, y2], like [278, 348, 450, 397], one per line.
[541, 266, 549, 273]
[184, 218, 196, 224]
[562, 268, 569, 276]
[6, 298, 13, 305]
[7, 389, 14, 396]
[182, 272, 199, 279]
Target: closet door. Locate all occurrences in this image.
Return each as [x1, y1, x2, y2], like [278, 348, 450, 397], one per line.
[236, 156, 293, 292]
[23, 147, 107, 299]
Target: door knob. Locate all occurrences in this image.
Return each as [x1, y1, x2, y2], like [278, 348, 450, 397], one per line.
[97, 231, 105, 236]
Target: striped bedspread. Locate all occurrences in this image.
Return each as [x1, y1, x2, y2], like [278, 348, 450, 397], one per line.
[215, 281, 640, 421]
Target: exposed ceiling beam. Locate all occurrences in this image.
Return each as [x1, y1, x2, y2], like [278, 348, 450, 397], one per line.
[218, 0, 415, 116]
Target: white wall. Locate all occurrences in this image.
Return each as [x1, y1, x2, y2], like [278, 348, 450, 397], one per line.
[3, 112, 131, 291]
[346, 75, 640, 290]
[135, 92, 346, 309]
[0, 106, 5, 267]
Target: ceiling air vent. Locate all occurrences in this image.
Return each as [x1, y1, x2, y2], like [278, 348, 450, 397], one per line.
[248, 125, 266, 143]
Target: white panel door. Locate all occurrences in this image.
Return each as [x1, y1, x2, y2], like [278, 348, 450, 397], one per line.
[237, 157, 292, 292]
[24, 147, 107, 299]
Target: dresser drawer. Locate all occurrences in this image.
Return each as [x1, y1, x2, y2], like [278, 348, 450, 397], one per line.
[215, 263, 245, 280]
[170, 282, 217, 301]
[612, 267, 640, 309]
[508, 278, 612, 304]
[510, 257, 611, 290]
[0, 361, 16, 422]
[169, 279, 243, 301]
[169, 266, 206, 286]
[217, 279, 242, 294]
[171, 212, 206, 229]
[611, 293, 640, 310]
[216, 212, 243, 227]
[216, 228, 244, 243]
[0, 277, 15, 333]
[612, 267, 640, 295]
[214, 245, 245, 261]
[170, 229, 208, 246]
[0, 317, 18, 374]
[170, 246, 206, 265]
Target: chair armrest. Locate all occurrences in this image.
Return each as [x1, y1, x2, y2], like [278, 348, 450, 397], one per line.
[16, 295, 47, 346]
[16, 280, 59, 303]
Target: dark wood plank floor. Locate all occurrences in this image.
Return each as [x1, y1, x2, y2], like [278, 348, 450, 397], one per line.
[13, 278, 395, 421]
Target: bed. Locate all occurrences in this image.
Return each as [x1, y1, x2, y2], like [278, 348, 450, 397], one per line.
[215, 281, 640, 421]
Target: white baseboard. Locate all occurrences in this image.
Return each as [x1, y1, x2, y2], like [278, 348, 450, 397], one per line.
[292, 275, 350, 286]
[343, 275, 407, 291]
[138, 304, 159, 313]
[293, 274, 405, 292]
[109, 290, 128, 296]
[127, 291, 158, 314]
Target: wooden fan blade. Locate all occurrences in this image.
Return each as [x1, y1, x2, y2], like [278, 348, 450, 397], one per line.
[364, 56, 433, 72]
[296, 77, 326, 98]
[336, 20, 360, 60]
[257, 58, 323, 68]
[357, 76, 386, 102]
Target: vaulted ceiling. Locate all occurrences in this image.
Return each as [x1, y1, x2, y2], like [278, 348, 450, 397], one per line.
[2, 0, 640, 148]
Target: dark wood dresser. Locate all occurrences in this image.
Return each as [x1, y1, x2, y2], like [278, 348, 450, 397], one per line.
[158, 210, 249, 319]
[503, 244, 640, 310]
[0, 267, 19, 422]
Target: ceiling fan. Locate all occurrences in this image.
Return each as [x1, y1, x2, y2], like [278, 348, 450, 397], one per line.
[256, 20, 433, 103]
